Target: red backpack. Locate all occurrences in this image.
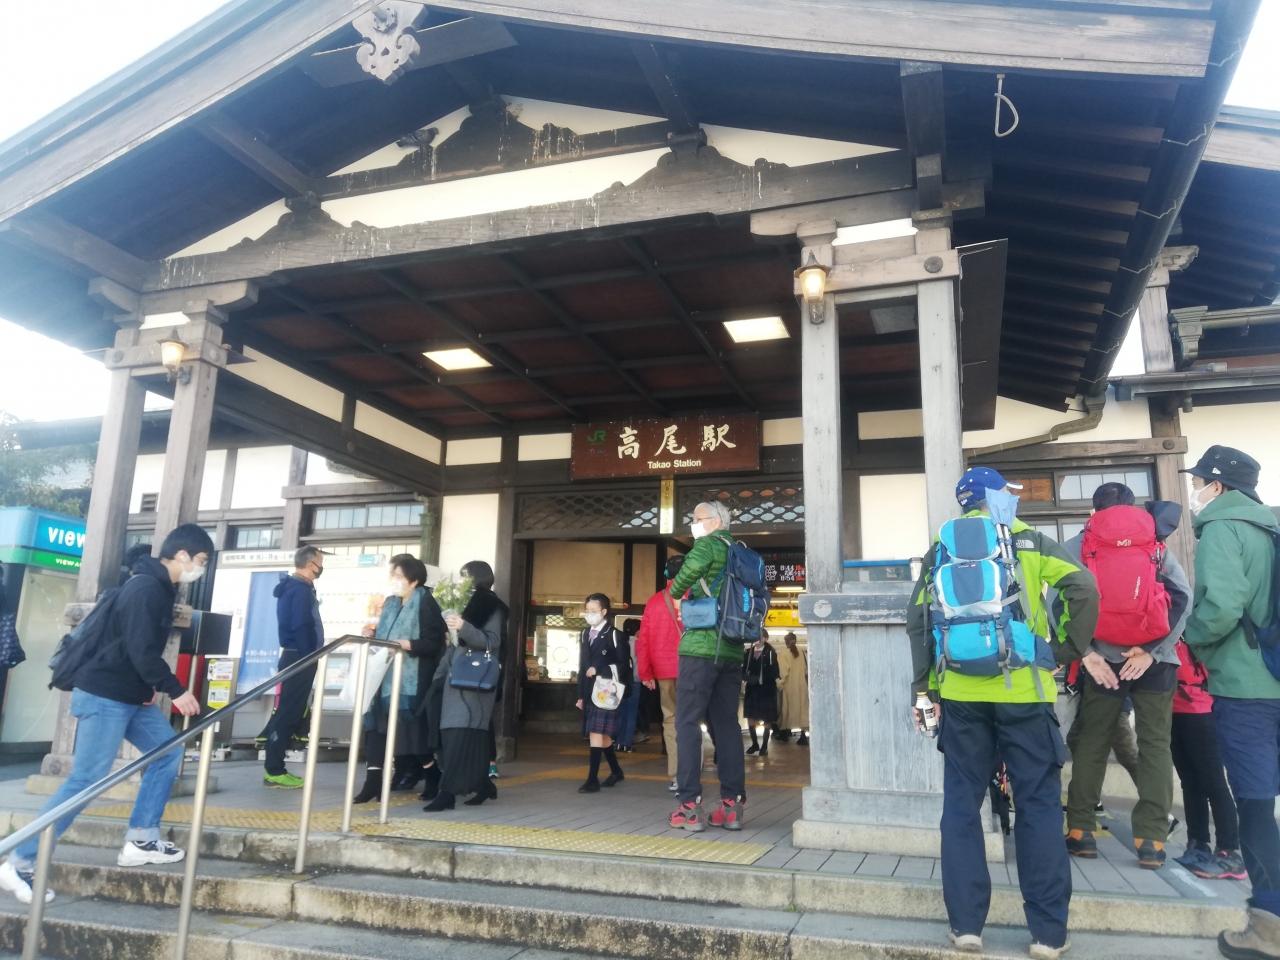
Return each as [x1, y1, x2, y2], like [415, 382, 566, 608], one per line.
[1081, 505, 1171, 646]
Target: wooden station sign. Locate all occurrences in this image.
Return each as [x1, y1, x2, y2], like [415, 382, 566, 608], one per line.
[570, 415, 760, 480]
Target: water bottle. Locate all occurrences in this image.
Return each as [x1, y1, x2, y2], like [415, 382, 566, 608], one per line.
[915, 692, 938, 738]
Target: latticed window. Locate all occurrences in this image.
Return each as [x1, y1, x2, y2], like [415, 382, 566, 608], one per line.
[517, 489, 659, 534]
[680, 481, 804, 527]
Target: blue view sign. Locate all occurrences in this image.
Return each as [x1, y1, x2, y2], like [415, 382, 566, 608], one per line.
[33, 513, 86, 558]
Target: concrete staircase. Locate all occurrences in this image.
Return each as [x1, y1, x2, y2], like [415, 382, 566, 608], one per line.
[0, 813, 1237, 960]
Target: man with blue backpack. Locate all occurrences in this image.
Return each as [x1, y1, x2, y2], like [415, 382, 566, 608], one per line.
[668, 500, 769, 833]
[1180, 446, 1280, 960]
[907, 467, 1099, 960]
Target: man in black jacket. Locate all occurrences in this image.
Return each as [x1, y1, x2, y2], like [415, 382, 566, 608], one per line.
[262, 546, 326, 788]
[0, 524, 210, 905]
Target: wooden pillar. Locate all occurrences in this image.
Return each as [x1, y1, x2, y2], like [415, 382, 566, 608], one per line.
[1140, 247, 1197, 577]
[492, 434, 524, 761]
[151, 304, 225, 541]
[798, 221, 843, 592]
[281, 447, 308, 549]
[42, 317, 147, 778]
[915, 217, 963, 534]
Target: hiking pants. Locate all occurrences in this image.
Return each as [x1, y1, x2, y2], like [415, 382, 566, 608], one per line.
[675, 656, 744, 805]
[1065, 661, 1175, 841]
[940, 700, 1070, 948]
[1171, 712, 1239, 851]
[263, 649, 317, 776]
[1213, 697, 1280, 916]
[1065, 701, 1139, 782]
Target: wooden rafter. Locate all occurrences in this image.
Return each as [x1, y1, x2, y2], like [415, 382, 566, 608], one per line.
[0, 212, 148, 287]
[198, 114, 319, 199]
[632, 42, 696, 131]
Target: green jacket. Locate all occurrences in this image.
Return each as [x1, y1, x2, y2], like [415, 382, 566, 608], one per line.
[906, 512, 1099, 703]
[1184, 489, 1280, 700]
[671, 530, 738, 664]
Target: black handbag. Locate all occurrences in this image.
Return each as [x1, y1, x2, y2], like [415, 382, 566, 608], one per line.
[449, 649, 500, 692]
[0, 613, 25, 669]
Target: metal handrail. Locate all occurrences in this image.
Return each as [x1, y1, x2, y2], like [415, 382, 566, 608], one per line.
[4, 634, 406, 960]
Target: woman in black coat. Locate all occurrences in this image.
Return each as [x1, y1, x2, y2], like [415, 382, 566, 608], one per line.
[352, 554, 446, 803]
[743, 633, 781, 757]
[575, 592, 628, 794]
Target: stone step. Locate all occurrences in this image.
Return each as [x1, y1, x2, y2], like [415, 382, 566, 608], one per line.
[4, 813, 1244, 941]
[0, 868, 1221, 960]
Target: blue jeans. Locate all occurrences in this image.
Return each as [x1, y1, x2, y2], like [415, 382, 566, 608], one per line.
[10, 689, 182, 869]
[939, 700, 1071, 947]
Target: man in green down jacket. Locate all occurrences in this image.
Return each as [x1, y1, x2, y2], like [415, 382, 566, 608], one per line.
[1181, 445, 1280, 960]
[668, 500, 745, 833]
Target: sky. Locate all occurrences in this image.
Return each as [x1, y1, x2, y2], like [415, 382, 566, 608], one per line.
[0, 0, 1277, 422]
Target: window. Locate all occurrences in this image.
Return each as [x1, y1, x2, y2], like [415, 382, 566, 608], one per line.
[139, 493, 158, 512]
[125, 532, 153, 550]
[233, 526, 282, 550]
[1057, 469, 1152, 504]
[978, 464, 1155, 547]
[312, 502, 422, 533]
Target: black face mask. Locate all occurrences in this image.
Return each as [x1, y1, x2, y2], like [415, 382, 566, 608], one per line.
[311, 564, 324, 579]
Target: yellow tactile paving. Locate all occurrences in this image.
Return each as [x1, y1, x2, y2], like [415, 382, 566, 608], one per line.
[84, 799, 768, 865]
[354, 818, 770, 865]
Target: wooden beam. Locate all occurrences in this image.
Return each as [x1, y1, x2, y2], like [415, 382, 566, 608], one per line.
[378, 271, 583, 419]
[429, 1, 1215, 76]
[0, 213, 148, 287]
[900, 61, 945, 209]
[198, 113, 318, 198]
[146, 150, 913, 291]
[0, 0, 382, 222]
[269, 288, 505, 425]
[1204, 124, 1280, 174]
[620, 237, 755, 408]
[632, 42, 696, 131]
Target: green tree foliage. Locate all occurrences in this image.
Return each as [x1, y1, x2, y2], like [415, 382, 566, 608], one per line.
[0, 412, 94, 517]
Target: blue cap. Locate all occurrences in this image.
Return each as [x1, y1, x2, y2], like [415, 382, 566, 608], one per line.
[955, 467, 1022, 507]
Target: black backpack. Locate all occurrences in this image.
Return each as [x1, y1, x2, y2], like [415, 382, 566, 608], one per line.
[48, 585, 124, 691]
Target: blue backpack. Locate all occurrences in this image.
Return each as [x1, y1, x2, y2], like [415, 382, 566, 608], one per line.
[681, 538, 770, 644]
[928, 516, 1050, 689]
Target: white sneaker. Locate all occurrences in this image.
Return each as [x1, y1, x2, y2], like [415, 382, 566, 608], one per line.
[0, 860, 54, 904]
[1029, 942, 1070, 960]
[668, 778, 679, 792]
[948, 930, 983, 952]
[117, 840, 185, 867]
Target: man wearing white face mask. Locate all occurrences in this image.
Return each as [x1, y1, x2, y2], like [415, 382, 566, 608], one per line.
[0, 524, 211, 906]
[1180, 446, 1280, 960]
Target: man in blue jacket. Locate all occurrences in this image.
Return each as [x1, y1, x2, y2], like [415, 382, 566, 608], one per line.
[262, 546, 326, 789]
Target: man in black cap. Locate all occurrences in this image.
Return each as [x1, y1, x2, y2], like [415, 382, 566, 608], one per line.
[1181, 446, 1280, 959]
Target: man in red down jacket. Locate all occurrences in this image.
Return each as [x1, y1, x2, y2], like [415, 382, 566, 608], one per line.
[636, 555, 685, 792]
[1172, 639, 1244, 880]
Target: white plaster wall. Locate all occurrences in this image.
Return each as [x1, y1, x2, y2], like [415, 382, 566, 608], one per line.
[446, 436, 502, 466]
[231, 347, 345, 421]
[304, 457, 375, 486]
[439, 493, 500, 579]
[353, 402, 442, 464]
[128, 452, 222, 513]
[860, 474, 929, 560]
[702, 125, 890, 166]
[199, 449, 226, 512]
[231, 446, 292, 509]
[140, 312, 188, 330]
[762, 418, 802, 446]
[174, 200, 289, 258]
[519, 433, 572, 461]
[1182, 402, 1280, 505]
[129, 455, 165, 513]
[859, 409, 924, 440]
[962, 391, 1151, 449]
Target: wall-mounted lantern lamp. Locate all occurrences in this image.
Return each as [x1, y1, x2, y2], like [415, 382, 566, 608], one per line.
[160, 339, 191, 384]
[795, 251, 830, 325]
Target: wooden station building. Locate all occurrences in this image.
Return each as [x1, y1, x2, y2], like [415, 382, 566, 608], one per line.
[0, 0, 1275, 855]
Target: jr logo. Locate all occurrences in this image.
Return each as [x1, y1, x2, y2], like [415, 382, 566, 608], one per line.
[587, 429, 606, 443]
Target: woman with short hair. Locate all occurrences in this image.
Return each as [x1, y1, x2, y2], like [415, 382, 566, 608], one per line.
[576, 593, 628, 793]
[425, 560, 507, 811]
[352, 553, 445, 804]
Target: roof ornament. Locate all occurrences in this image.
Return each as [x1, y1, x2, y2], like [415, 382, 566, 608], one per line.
[354, 2, 427, 84]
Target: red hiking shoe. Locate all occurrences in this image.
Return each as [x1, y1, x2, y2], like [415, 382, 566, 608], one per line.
[709, 797, 744, 831]
[669, 801, 705, 832]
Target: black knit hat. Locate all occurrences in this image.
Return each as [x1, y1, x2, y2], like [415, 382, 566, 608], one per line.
[1182, 445, 1261, 497]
